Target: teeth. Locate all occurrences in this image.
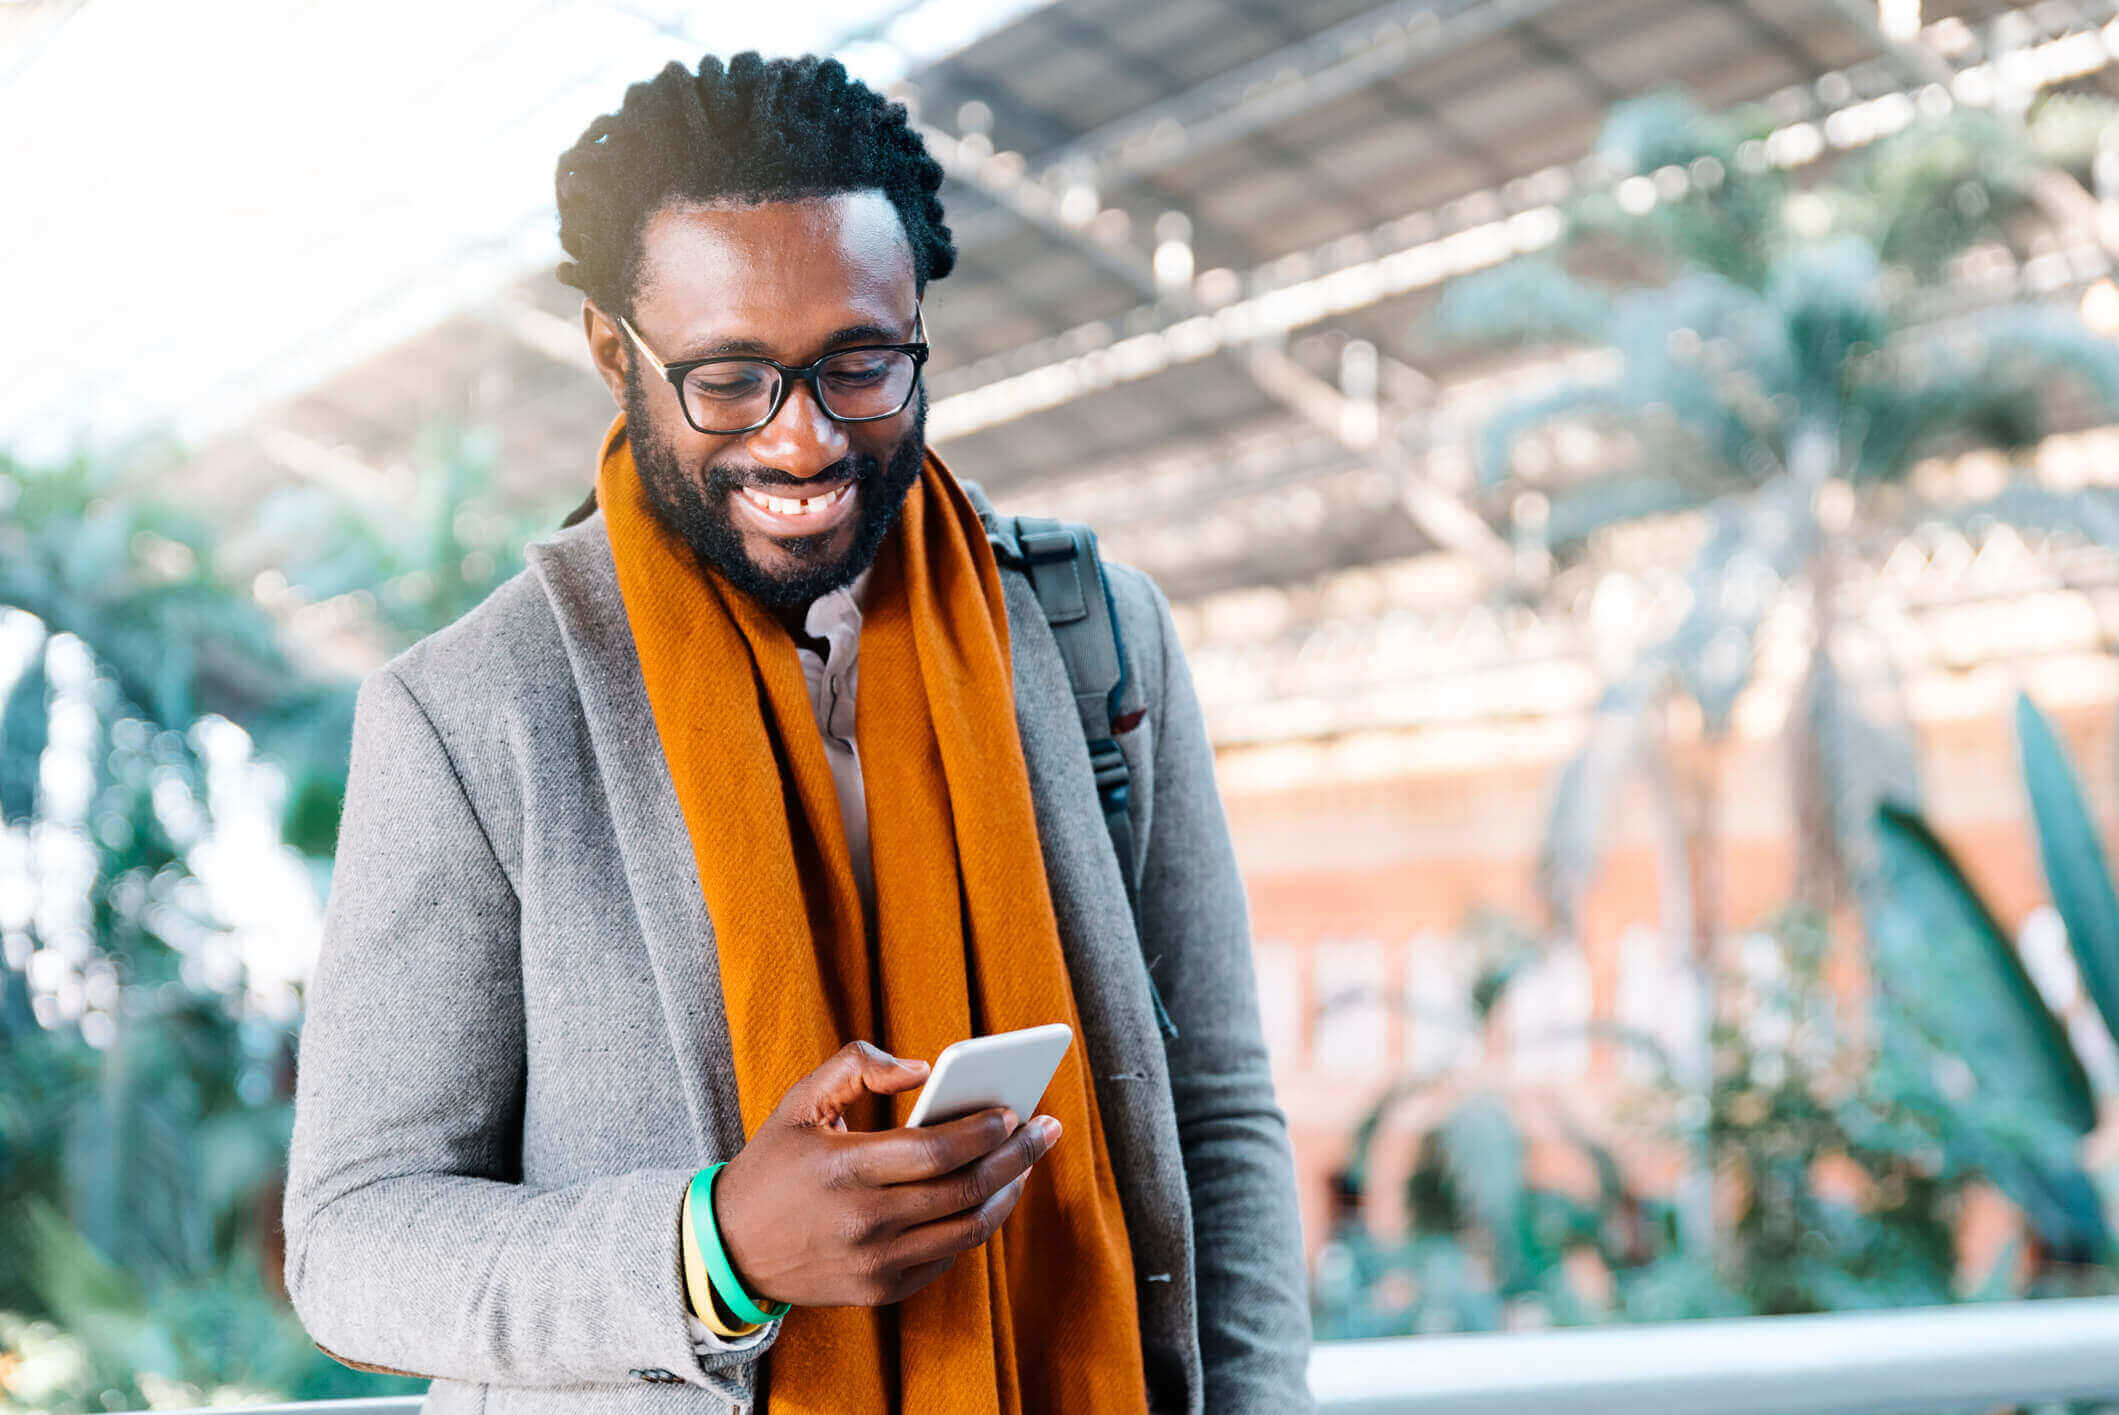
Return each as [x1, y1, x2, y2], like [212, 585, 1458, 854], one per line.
[742, 484, 849, 517]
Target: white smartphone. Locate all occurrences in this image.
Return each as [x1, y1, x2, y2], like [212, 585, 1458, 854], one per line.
[903, 1022, 1074, 1129]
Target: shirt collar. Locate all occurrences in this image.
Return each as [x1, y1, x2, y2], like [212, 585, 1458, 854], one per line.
[801, 562, 876, 642]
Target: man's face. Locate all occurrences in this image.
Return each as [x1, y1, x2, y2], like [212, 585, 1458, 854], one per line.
[592, 191, 925, 610]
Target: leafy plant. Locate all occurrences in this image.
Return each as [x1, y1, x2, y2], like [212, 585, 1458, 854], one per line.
[2016, 693, 2119, 1049]
[1426, 88, 2119, 1301]
[1316, 683, 2119, 1331]
[0, 433, 567, 1409]
[1864, 803, 2108, 1263]
[1311, 915, 1727, 1337]
[1710, 908, 1976, 1315]
[242, 423, 566, 859]
[1310, 893, 2117, 1342]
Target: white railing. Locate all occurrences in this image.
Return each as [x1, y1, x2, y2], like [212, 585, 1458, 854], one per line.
[140, 1299, 2119, 1415]
[1307, 1298, 2119, 1414]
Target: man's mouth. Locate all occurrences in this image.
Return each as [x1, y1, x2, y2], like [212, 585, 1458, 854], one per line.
[731, 480, 858, 537]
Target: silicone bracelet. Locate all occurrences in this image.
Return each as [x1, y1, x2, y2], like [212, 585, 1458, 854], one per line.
[681, 1177, 761, 1337]
[690, 1162, 792, 1324]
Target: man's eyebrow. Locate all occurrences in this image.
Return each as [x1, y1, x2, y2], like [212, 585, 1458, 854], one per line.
[673, 319, 913, 361]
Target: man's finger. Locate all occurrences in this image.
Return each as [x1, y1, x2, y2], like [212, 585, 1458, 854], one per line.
[782, 1041, 929, 1127]
[884, 1115, 1058, 1228]
[888, 1173, 1029, 1270]
[882, 1254, 957, 1305]
[837, 1105, 1018, 1186]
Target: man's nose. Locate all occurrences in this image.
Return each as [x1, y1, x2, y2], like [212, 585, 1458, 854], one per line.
[743, 380, 850, 479]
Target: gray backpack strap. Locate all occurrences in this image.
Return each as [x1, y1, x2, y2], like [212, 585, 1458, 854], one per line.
[990, 514, 1180, 1043]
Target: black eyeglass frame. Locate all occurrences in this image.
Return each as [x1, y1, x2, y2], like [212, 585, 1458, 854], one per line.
[617, 307, 930, 436]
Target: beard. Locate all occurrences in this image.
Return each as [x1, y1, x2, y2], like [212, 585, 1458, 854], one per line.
[623, 378, 928, 609]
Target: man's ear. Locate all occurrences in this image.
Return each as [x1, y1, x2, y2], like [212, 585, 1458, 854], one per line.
[582, 300, 629, 407]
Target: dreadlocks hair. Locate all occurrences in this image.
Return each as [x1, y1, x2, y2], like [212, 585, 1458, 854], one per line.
[553, 52, 955, 317]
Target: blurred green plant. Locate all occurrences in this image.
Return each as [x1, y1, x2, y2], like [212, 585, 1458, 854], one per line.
[1436, 88, 2119, 948]
[1314, 682, 2119, 1332]
[1310, 886, 2116, 1341]
[1425, 89, 2119, 1312]
[1847, 691, 2119, 1271]
[1311, 913, 1729, 1337]
[251, 424, 564, 860]
[0, 431, 566, 1409]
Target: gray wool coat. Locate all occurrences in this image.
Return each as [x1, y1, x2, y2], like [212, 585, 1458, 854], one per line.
[280, 480, 1315, 1414]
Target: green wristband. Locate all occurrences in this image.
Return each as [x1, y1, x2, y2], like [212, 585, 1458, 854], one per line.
[689, 1162, 792, 1324]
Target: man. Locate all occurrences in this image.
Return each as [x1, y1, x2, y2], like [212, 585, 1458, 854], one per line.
[282, 51, 1312, 1414]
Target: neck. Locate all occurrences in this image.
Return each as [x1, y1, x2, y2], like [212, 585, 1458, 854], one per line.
[769, 599, 813, 639]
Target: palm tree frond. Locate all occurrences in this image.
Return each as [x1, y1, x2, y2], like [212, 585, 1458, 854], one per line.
[1957, 484, 2119, 558]
[1764, 237, 1888, 412]
[1966, 306, 2119, 419]
[1839, 108, 2038, 282]
[1540, 673, 1661, 931]
[1429, 256, 1614, 350]
[1661, 479, 1814, 732]
[1543, 472, 1718, 547]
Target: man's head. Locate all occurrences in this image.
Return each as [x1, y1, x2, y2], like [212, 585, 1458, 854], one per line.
[555, 53, 955, 610]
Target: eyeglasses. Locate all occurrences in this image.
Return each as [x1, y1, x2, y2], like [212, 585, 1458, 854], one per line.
[617, 307, 930, 436]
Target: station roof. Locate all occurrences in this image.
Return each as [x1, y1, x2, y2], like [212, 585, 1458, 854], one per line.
[120, 0, 2114, 592]
[18, 0, 2119, 744]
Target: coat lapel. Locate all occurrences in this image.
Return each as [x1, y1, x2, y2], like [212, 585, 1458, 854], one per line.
[526, 518, 747, 1160]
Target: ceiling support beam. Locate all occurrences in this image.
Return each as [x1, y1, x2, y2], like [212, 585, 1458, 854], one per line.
[1243, 339, 1511, 572]
[922, 124, 1166, 300]
[943, 0, 1573, 253]
[1037, 0, 1572, 190]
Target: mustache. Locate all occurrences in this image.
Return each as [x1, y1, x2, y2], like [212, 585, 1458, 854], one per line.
[705, 454, 877, 494]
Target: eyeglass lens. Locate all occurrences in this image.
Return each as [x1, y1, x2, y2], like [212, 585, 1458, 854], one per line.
[682, 349, 919, 432]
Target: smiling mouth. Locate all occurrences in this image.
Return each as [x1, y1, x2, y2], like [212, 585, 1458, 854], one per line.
[736, 483, 852, 518]
[733, 478, 856, 538]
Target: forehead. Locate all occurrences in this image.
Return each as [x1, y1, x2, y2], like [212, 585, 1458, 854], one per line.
[632, 191, 915, 344]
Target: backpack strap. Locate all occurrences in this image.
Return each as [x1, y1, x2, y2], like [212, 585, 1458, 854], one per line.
[990, 514, 1180, 1043]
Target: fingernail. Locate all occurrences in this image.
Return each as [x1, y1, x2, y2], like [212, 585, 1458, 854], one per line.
[901, 1058, 928, 1071]
[1036, 1116, 1062, 1143]
[1000, 1109, 1020, 1131]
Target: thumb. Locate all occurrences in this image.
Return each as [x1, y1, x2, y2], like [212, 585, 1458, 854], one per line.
[784, 1041, 929, 1126]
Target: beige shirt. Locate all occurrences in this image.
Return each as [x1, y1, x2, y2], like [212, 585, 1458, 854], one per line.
[686, 562, 876, 1354]
[791, 563, 877, 920]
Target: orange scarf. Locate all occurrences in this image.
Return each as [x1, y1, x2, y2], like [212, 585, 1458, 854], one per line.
[594, 415, 1149, 1414]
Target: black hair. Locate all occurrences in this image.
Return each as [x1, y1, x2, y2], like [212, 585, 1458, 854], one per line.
[553, 51, 955, 315]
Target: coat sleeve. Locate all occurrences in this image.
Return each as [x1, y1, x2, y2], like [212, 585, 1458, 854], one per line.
[1121, 567, 1317, 1413]
[281, 666, 780, 1397]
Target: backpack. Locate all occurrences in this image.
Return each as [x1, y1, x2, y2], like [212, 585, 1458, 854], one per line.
[987, 514, 1180, 1043]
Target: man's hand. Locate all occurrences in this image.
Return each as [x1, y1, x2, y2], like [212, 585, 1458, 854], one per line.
[712, 1040, 1062, 1309]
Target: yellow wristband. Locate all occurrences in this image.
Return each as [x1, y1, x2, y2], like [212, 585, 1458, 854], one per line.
[682, 1175, 762, 1338]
